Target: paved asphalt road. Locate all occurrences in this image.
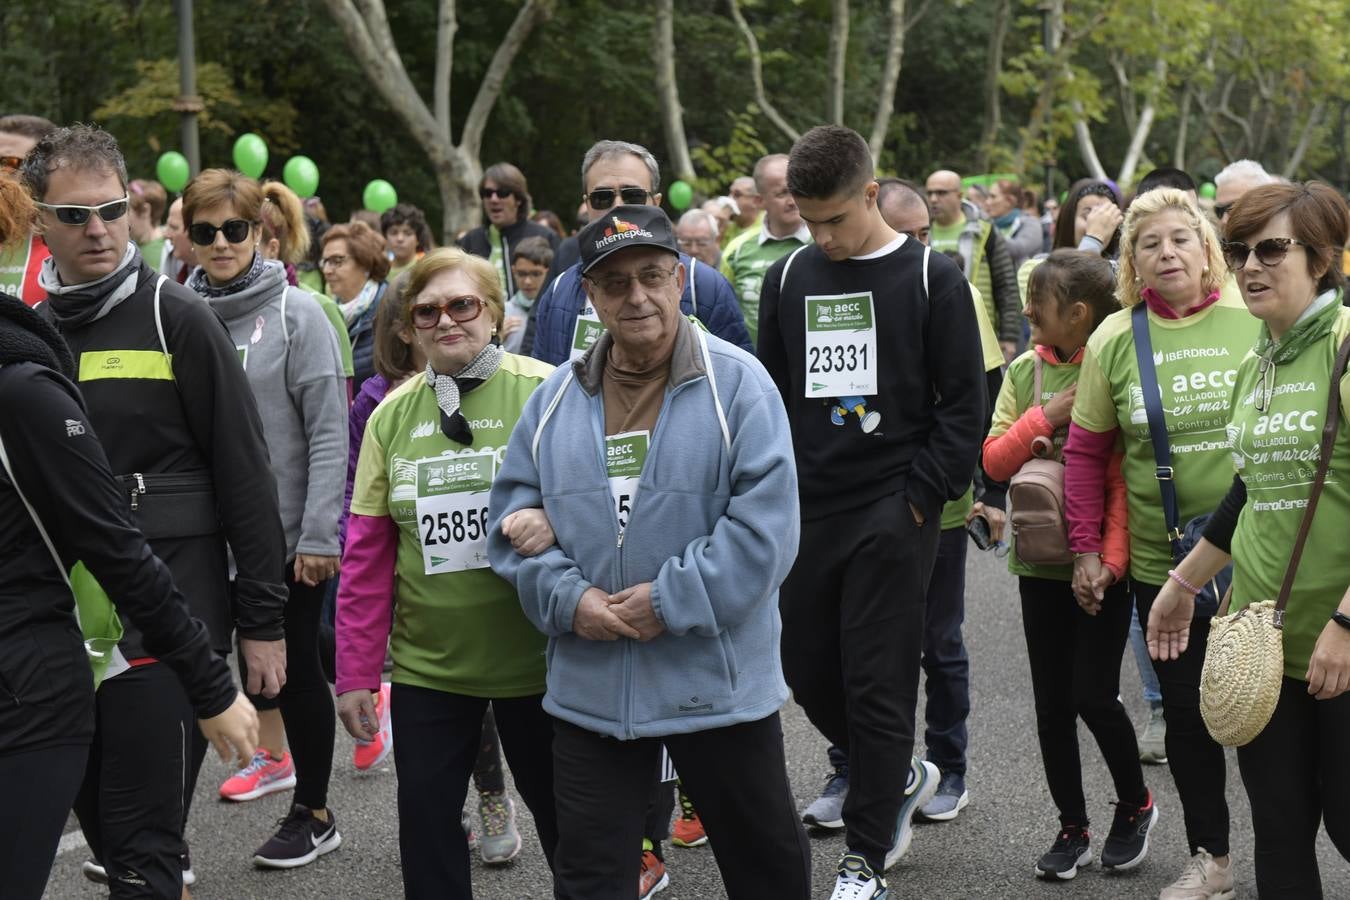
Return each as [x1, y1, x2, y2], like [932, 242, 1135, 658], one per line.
[44, 547, 1348, 899]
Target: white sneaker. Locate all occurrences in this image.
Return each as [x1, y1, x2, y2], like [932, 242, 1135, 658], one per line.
[885, 758, 939, 869]
[1158, 848, 1236, 900]
[830, 853, 888, 899]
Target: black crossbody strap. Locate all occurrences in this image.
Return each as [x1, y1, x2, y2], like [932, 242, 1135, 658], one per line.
[1130, 303, 1185, 562]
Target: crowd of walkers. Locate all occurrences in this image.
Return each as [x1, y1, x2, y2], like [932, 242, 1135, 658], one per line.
[0, 111, 1348, 900]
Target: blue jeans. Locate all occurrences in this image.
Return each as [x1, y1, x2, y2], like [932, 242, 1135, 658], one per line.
[1129, 605, 1163, 705]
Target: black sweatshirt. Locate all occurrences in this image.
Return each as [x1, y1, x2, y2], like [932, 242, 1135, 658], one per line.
[0, 349, 235, 754]
[758, 236, 987, 520]
[43, 260, 286, 653]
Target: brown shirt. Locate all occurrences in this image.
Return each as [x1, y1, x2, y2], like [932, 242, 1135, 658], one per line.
[602, 352, 671, 436]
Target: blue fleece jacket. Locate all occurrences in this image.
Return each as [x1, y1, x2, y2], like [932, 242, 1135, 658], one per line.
[488, 319, 798, 739]
[528, 253, 753, 366]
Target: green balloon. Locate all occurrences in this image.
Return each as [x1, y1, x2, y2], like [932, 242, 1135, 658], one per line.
[156, 151, 190, 193]
[668, 180, 693, 212]
[1199, 181, 1217, 200]
[363, 179, 398, 214]
[232, 133, 269, 179]
[283, 155, 320, 199]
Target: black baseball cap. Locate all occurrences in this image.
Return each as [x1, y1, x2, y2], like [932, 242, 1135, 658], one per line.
[577, 205, 679, 274]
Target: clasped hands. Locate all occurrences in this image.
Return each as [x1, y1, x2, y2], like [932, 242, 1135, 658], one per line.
[573, 584, 664, 642]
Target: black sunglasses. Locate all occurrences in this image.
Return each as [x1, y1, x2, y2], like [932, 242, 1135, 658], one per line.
[480, 187, 514, 200]
[36, 196, 130, 226]
[586, 187, 652, 210]
[188, 218, 256, 246]
[1222, 237, 1311, 271]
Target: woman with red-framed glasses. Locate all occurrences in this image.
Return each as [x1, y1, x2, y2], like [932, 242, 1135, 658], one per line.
[336, 246, 560, 899]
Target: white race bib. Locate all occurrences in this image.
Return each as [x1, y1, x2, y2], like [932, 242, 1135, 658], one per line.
[605, 430, 649, 533]
[803, 292, 878, 398]
[414, 451, 495, 574]
[570, 301, 606, 362]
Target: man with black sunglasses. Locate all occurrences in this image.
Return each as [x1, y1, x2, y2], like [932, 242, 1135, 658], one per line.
[0, 113, 57, 304]
[1213, 159, 1275, 228]
[526, 139, 751, 364]
[458, 162, 559, 301]
[22, 124, 287, 899]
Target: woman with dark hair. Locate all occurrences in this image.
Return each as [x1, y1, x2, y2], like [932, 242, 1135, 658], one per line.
[458, 162, 560, 298]
[321, 220, 391, 389]
[531, 209, 567, 240]
[1150, 181, 1350, 898]
[1018, 179, 1125, 301]
[381, 202, 435, 281]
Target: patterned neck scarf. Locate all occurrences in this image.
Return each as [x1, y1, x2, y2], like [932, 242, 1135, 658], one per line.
[341, 279, 380, 326]
[186, 250, 267, 298]
[426, 341, 504, 444]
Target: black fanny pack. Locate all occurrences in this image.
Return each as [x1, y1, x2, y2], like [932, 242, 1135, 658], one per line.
[115, 471, 219, 540]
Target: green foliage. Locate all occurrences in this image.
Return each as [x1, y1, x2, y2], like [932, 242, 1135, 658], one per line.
[690, 109, 768, 199]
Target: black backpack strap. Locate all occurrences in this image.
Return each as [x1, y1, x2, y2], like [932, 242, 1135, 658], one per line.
[1130, 302, 1184, 562]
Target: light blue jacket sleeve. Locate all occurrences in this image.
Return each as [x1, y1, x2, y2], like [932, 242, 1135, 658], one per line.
[487, 385, 596, 637]
[649, 380, 799, 636]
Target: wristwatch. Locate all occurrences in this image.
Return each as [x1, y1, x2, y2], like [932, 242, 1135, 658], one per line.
[1332, 610, 1350, 632]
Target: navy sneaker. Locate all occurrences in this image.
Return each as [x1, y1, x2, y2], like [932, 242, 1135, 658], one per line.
[252, 804, 342, 869]
[1036, 826, 1093, 880]
[918, 770, 969, 822]
[1101, 791, 1157, 870]
[803, 763, 849, 830]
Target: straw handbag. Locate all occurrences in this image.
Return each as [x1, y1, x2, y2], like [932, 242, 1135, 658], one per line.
[1199, 334, 1350, 747]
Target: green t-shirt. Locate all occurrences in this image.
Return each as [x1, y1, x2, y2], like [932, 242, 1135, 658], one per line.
[1072, 292, 1261, 585]
[988, 349, 1081, 579]
[1229, 302, 1350, 680]
[350, 354, 554, 697]
[139, 237, 167, 273]
[928, 219, 964, 255]
[720, 210, 764, 250]
[719, 226, 809, 345]
[312, 292, 355, 379]
[929, 214, 995, 325]
[488, 226, 508, 294]
[297, 267, 326, 297]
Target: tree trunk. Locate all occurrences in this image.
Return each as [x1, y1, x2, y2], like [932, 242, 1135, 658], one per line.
[866, 0, 907, 169]
[1283, 99, 1326, 179]
[827, 0, 849, 125]
[1072, 102, 1108, 182]
[653, 0, 695, 183]
[1173, 86, 1191, 170]
[975, 0, 1010, 173]
[1117, 56, 1167, 186]
[727, 0, 800, 143]
[319, 0, 553, 239]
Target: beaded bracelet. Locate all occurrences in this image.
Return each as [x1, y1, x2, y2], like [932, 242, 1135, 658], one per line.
[1168, 569, 1202, 596]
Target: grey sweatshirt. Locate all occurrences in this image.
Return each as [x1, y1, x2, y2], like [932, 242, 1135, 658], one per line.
[202, 260, 347, 559]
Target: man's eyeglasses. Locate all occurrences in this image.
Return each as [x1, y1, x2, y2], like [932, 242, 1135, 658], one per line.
[926, 189, 955, 198]
[480, 187, 514, 201]
[586, 187, 652, 211]
[1222, 237, 1310, 271]
[677, 236, 715, 248]
[0, 155, 23, 172]
[410, 296, 485, 329]
[36, 196, 130, 227]
[188, 219, 255, 246]
[586, 263, 679, 297]
[1214, 202, 1235, 219]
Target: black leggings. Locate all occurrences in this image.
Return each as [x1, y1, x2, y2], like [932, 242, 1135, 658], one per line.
[237, 569, 336, 811]
[1, 743, 88, 900]
[391, 685, 558, 900]
[1019, 576, 1146, 827]
[1237, 676, 1350, 898]
[74, 662, 195, 899]
[1134, 581, 1229, 856]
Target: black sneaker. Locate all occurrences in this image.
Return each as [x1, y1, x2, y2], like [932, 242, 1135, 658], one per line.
[252, 803, 342, 869]
[1035, 826, 1093, 880]
[1101, 791, 1157, 871]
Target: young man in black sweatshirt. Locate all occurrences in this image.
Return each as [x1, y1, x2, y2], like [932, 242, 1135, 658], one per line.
[758, 126, 986, 900]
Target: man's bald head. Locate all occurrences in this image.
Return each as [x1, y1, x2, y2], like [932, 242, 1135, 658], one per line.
[925, 169, 963, 226]
[877, 178, 931, 244]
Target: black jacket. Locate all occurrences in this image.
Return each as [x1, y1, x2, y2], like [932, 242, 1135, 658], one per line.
[0, 294, 235, 755]
[42, 259, 287, 654]
[458, 218, 561, 297]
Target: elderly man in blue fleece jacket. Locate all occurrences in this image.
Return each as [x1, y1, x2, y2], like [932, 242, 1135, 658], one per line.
[488, 204, 808, 900]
